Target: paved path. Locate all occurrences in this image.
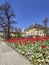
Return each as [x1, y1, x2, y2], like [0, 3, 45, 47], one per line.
[0, 40, 32, 65]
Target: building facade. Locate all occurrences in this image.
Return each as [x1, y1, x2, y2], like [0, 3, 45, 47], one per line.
[23, 23, 48, 37]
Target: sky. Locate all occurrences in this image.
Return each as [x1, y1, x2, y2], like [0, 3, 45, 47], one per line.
[0, 0, 49, 30]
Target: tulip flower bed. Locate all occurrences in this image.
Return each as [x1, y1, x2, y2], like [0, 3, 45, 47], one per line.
[5, 36, 49, 65]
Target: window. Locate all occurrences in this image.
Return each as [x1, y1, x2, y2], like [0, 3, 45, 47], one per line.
[37, 31, 39, 35]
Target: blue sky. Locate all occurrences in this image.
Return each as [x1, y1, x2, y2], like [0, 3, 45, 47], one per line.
[0, 0, 49, 30]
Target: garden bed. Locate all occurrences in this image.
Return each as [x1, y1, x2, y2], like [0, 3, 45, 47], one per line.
[5, 37, 49, 65]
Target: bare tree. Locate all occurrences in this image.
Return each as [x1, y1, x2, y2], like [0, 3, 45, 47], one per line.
[0, 2, 17, 39]
[43, 17, 48, 36]
[17, 28, 22, 33]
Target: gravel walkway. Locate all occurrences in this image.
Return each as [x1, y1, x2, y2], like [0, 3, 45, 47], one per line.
[0, 40, 32, 65]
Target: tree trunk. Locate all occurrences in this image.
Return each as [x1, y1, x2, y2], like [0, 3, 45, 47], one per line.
[7, 27, 10, 39]
[4, 29, 7, 39]
[7, 19, 10, 39]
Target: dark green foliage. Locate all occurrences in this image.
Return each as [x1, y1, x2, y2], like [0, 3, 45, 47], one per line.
[17, 33, 22, 38]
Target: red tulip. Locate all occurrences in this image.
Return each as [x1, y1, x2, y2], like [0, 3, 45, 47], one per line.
[42, 45, 46, 48]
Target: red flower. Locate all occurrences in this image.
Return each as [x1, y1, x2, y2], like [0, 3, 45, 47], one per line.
[35, 37, 40, 42]
[5, 36, 49, 45]
[42, 45, 46, 48]
[32, 41, 36, 44]
[41, 39, 44, 43]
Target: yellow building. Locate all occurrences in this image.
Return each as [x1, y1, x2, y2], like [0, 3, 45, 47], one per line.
[23, 23, 48, 37]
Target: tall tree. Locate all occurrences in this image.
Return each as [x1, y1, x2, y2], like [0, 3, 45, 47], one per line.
[0, 2, 17, 39]
[17, 28, 22, 33]
[43, 17, 48, 36]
